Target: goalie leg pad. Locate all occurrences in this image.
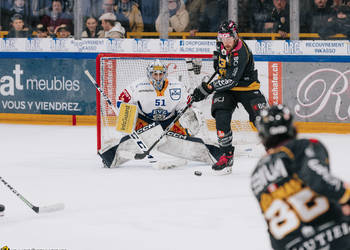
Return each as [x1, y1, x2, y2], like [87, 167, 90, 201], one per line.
[99, 123, 165, 168]
[157, 133, 217, 164]
[98, 143, 129, 168]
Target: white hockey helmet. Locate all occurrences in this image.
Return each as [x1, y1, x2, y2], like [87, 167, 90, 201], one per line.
[147, 59, 167, 91]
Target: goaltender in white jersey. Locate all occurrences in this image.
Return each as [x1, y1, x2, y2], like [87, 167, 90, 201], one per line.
[119, 63, 189, 134]
[99, 59, 221, 169]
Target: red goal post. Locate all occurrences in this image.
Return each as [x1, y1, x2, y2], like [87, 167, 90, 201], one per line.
[96, 53, 256, 152]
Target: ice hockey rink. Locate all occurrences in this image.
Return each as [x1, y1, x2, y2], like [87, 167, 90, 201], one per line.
[1, 124, 349, 250]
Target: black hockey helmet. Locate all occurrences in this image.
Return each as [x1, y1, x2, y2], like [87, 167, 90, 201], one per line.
[218, 20, 239, 40]
[255, 105, 296, 149]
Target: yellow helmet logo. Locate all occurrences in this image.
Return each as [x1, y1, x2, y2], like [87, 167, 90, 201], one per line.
[153, 65, 164, 71]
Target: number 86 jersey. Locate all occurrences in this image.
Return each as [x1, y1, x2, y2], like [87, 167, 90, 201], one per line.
[250, 138, 350, 250]
[118, 76, 189, 122]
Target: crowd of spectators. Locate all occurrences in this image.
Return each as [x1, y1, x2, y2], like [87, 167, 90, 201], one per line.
[0, 0, 350, 39]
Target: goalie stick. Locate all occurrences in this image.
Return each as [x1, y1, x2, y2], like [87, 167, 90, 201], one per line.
[84, 70, 156, 161]
[134, 70, 218, 160]
[0, 176, 64, 214]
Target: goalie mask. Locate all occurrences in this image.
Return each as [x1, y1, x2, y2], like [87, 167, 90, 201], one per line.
[255, 105, 296, 149]
[147, 59, 167, 91]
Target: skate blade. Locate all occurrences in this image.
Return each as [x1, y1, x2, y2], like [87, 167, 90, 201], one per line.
[212, 166, 232, 176]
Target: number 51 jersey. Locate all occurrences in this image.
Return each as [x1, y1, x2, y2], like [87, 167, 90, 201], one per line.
[118, 77, 189, 122]
[250, 138, 350, 250]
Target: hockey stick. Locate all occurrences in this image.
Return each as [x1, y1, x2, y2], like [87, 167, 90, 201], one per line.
[134, 70, 218, 160]
[0, 176, 64, 214]
[84, 70, 155, 161]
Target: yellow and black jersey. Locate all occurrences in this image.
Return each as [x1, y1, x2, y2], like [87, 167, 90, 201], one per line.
[250, 138, 350, 250]
[217, 39, 260, 91]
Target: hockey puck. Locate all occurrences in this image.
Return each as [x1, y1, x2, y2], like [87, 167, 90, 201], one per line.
[194, 171, 202, 176]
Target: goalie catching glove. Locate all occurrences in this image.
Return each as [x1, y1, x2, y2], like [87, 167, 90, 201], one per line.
[191, 76, 238, 103]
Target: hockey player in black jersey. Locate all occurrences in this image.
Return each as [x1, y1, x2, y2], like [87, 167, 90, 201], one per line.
[251, 104, 350, 250]
[191, 20, 267, 174]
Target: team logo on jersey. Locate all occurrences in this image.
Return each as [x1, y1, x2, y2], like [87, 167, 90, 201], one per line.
[169, 88, 181, 100]
[152, 108, 168, 121]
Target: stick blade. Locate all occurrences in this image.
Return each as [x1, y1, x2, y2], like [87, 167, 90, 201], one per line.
[134, 153, 147, 160]
[34, 203, 65, 214]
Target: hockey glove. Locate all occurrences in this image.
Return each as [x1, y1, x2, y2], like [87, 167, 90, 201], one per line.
[191, 80, 214, 103]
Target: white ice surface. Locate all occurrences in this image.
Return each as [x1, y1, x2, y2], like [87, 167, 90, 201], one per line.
[0, 124, 349, 250]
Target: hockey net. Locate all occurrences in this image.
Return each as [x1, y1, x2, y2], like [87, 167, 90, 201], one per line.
[96, 53, 259, 154]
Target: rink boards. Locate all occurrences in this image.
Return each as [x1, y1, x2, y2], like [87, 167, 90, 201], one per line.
[0, 39, 350, 134]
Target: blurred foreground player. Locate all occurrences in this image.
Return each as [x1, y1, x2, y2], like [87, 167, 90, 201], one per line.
[251, 105, 350, 250]
[99, 59, 220, 169]
[192, 20, 267, 175]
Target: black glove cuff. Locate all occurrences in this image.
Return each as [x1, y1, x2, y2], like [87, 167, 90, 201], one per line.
[199, 81, 214, 95]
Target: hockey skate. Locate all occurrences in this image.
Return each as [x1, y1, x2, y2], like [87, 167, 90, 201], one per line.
[212, 151, 234, 175]
[0, 204, 5, 216]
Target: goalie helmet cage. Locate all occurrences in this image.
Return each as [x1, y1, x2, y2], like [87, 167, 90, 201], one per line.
[96, 53, 257, 152]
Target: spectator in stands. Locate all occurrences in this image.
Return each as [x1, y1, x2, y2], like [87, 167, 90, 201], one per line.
[322, 4, 350, 38]
[271, 0, 289, 39]
[305, 0, 332, 37]
[31, 0, 51, 17]
[34, 23, 50, 38]
[1, 0, 36, 31]
[98, 12, 125, 38]
[114, 0, 144, 33]
[2, 0, 12, 10]
[62, 0, 74, 14]
[40, 0, 73, 37]
[199, 0, 227, 32]
[81, 16, 101, 38]
[249, 0, 274, 33]
[89, 0, 115, 19]
[300, 0, 314, 32]
[55, 23, 72, 38]
[103, 0, 116, 14]
[184, 0, 206, 37]
[238, 0, 251, 32]
[6, 13, 32, 37]
[85, 0, 117, 24]
[138, 0, 158, 32]
[156, 0, 189, 32]
[329, 0, 346, 17]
